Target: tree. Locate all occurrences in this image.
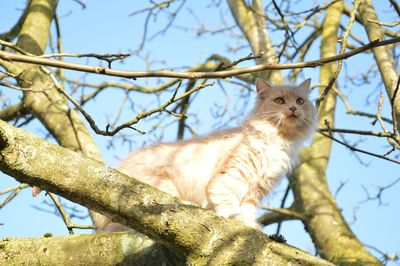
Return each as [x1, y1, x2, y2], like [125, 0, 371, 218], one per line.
[1, 0, 399, 265]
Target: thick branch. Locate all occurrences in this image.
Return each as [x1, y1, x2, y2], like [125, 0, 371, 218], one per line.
[359, 0, 400, 132]
[0, 233, 183, 265]
[289, 1, 381, 265]
[0, 120, 332, 265]
[11, 0, 105, 227]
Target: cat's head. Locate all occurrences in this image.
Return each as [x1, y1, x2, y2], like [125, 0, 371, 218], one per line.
[252, 78, 316, 139]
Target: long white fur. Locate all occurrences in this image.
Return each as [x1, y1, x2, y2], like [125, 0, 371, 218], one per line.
[97, 78, 316, 231]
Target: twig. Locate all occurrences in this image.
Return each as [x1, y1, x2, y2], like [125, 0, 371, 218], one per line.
[390, 75, 400, 135]
[128, 0, 174, 17]
[319, 131, 400, 164]
[41, 66, 214, 136]
[334, 179, 349, 199]
[72, 0, 86, 9]
[176, 80, 195, 140]
[281, 0, 342, 17]
[148, 0, 186, 42]
[367, 19, 400, 27]
[48, 192, 96, 233]
[129, 0, 186, 53]
[271, 0, 297, 48]
[318, 127, 394, 138]
[275, 184, 291, 235]
[0, 39, 130, 67]
[219, 52, 263, 70]
[0, 183, 29, 209]
[318, 125, 400, 154]
[360, 177, 400, 206]
[315, 0, 361, 109]
[259, 205, 306, 221]
[334, 86, 392, 124]
[364, 243, 399, 264]
[0, 183, 29, 195]
[0, 80, 30, 91]
[389, 0, 400, 17]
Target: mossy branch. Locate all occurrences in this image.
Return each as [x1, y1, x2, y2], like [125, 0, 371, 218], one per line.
[0, 233, 183, 266]
[0, 120, 333, 265]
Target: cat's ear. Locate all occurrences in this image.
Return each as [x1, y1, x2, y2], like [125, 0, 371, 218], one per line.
[255, 78, 273, 95]
[298, 78, 311, 95]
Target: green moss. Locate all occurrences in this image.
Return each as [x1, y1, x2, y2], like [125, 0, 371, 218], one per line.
[43, 233, 52, 238]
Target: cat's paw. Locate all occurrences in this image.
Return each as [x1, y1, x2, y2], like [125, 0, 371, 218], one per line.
[229, 213, 261, 230]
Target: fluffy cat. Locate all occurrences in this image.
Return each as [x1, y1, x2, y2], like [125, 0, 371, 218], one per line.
[97, 78, 316, 231]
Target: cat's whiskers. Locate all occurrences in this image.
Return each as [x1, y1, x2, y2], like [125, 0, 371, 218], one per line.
[250, 111, 280, 119]
[271, 113, 284, 128]
[270, 117, 279, 127]
[273, 113, 282, 127]
[300, 116, 314, 130]
[249, 111, 287, 128]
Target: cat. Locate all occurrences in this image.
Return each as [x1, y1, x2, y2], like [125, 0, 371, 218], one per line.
[97, 78, 316, 231]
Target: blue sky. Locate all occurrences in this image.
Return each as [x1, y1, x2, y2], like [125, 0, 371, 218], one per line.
[1, 0, 399, 264]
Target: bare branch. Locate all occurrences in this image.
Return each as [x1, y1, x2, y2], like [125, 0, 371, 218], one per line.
[0, 183, 29, 209]
[40, 66, 215, 136]
[72, 0, 86, 9]
[364, 243, 399, 264]
[388, 0, 400, 17]
[334, 86, 393, 123]
[320, 120, 400, 164]
[390, 75, 400, 135]
[315, 0, 361, 109]
[259, 205, 306, 221]
[367, 19, 400, 27]
[48, 192, 96, 233]
[0, 103, 29, 122]
[360, 177, 400, 206]
[0, 38, 399, 79]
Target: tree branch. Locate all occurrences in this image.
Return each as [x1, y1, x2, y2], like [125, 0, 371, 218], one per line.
[0, 38, 398, 79]
[0, 103, 29, 121]
[0, 233, 183, 265]
[289, 2, 382, 264]
[0, 120, 333, 265]
[359, 0, 400, 132]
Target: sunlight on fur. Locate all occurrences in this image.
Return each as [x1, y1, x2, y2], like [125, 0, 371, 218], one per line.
[98, 78, 316, 231]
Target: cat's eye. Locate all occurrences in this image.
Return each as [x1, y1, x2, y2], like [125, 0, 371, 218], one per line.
[274, 97, 285, 104]
[296, 98, 304, 105]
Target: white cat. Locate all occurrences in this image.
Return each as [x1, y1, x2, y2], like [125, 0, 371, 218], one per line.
[97, 78, 316, 231]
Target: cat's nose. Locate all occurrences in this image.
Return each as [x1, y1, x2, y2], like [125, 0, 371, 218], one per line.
[289, 106, 297, 112]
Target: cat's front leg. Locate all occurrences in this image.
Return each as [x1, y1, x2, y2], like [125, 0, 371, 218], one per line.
[231, 201, 260, 229]
[207, 174, 259, 229]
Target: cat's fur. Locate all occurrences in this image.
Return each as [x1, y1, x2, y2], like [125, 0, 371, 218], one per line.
[97, 78, 316, 231]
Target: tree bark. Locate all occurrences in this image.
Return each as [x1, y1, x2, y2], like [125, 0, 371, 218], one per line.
[10, 0, 105, 227]
[359, 0, 400, 132]
[0, 233, 183, 266]
[289, 1, 381, 265]
[0, 120, 333, 265]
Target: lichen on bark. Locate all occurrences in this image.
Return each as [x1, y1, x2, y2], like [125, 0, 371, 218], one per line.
[0, 120, 333, 265]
